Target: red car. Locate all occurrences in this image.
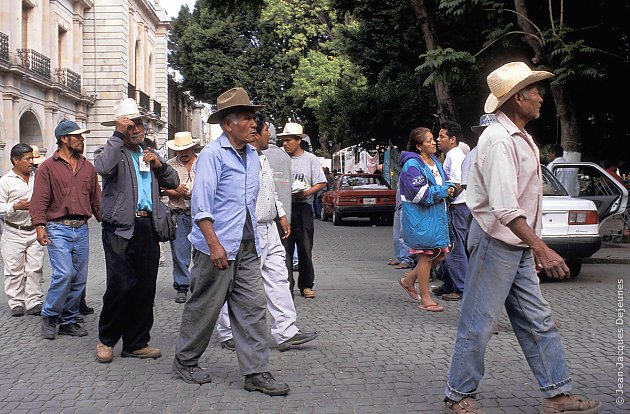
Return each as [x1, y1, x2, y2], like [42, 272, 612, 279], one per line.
[320, 174, 396, 225]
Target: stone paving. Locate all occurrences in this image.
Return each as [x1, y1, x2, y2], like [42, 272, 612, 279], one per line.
[0, 218, 628, 413]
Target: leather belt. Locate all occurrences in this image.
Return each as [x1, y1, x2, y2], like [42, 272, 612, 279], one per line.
[53, 218, 88, 228]
[4, 221, 35, 231]
[135, 210, 151, 217]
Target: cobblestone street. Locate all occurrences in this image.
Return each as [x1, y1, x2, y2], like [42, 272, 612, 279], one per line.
[0, 218, 628, 413]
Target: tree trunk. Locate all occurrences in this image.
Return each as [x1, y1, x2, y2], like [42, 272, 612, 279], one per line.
[408, 0, 458, 123]
[513, 0, 582, 157]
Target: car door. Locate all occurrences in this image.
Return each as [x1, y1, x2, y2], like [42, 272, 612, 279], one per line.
[550, 162, 628, 223]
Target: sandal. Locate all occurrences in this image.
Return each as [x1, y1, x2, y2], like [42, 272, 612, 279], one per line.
[398, 278, 419, 300]
[387, 258, 400, 266]
[417, 303, 444, 312]
[395, 262, 412, 269]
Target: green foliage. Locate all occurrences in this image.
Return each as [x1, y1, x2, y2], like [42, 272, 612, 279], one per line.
[417, 48, 476, 87]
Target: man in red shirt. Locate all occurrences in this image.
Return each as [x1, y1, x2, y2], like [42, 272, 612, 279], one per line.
[30, 120, 101, 340]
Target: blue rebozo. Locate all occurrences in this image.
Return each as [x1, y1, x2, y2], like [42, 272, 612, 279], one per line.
[398, 151, 455, 250]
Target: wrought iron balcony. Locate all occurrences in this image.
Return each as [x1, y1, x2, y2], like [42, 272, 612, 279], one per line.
[17, 48, 51, 80]
[56, 68, 81, 93]
[128, 83, 136, 100]
[0, 32, 8, 62]
[138, 90, 150, 111]
[153, 100, 162, 118]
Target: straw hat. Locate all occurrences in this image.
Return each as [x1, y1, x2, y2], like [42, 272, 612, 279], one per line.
[167, 131, 199, 151]
[101, 98, 147, 126]
[470, 113, 499, 135]
[30, 145, 46, 165]
[484, 62, 554, 113]
[207, 88, 265, 124]
[276, 122, 308, 140]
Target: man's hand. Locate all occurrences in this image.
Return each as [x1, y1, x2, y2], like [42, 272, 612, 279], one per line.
[13, 198, 29, 211]
[292, 190, 306, 201]
[143, 151, 162, 169]
[209, 240, 228, 270]
[279, 216, 291, 239]
[532, 243, 570, 279]
[114, 117, 135, 139]
[447, 187, 456, 197]
[36, 226, 50, 246]
[174, 184, 189, 197]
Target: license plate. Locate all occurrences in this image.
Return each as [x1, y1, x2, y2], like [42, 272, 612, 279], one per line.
[363, 198, 376, 205]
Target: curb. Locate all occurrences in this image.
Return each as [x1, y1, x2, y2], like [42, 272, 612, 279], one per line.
[582, 257, 630, 265]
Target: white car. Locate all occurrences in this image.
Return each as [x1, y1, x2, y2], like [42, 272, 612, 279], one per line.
[541, 162, 628, 279]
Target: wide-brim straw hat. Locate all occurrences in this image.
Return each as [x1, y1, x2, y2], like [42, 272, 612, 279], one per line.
[484, 62, 554, 113]
[167, 131, 199, 151]
[207, 88, 265, 124]
[101, 98, 147, 126]
[30, 145, 46, 165]
[470, 113, 499, 135]
[276, 122, 308, 140]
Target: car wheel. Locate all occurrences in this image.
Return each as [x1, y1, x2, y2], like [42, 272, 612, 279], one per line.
[369, 216, 379, 226]
[320, 206, 328, 221]
[332, 210, 342, 226]
[567, 259, 582, 278]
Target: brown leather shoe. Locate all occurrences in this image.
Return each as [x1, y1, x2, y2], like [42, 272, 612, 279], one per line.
[541, 394, 602, 413]
[301, 288, 316, 298]
[121, 346, 162, 359]
[96, 342, 113, 363]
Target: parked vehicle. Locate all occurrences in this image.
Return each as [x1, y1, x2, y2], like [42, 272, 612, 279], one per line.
[541, 162, 628, 280]
[321, 174, 395, 226]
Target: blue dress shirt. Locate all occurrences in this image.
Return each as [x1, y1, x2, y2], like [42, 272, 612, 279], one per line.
[188, 134, 260, 259]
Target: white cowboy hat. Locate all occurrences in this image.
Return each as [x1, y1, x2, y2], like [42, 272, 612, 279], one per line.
[207, 87, 265, 124]
[167, 131, 199, 151]
[484, 62, 554, 113]
[30, 145, 46, 165]
[276, 122, 308, 140]
[101, 98, 147, 127]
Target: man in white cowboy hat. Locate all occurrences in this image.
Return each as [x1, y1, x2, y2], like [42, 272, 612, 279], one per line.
[173, 87, 290, 396]
[443, 62, 602, 414]
[93, 98, 179, 363]
[30, 120, 102, 340]
[279, 122, 326, 299]
[162, 131, 198, 303]
[215, 112, 317, 353]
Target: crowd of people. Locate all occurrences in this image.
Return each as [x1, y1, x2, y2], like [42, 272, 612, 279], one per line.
[0, 61, 604, 412]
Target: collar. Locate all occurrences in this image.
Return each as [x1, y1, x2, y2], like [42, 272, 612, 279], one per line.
[51, 150, 86, 162]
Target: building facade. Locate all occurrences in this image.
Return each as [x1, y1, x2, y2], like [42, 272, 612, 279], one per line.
[0, 0, 177, 172]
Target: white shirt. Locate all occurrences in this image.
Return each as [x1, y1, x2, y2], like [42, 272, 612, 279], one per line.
[256, 153, 286, 223]
[466, 111, 542, 247]
[547, 157, 580, 197]
[0, 170, 35, 227]
[442, 146, 466, 204]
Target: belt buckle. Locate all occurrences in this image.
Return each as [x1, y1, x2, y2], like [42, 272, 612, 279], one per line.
[135, 210, 149, 217]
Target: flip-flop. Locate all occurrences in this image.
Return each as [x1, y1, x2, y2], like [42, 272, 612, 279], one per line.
[417, 303, 444, 312]
[398, 278, 419, 300]
[387, 259, 400, 266]
[395, 262, 412, 269]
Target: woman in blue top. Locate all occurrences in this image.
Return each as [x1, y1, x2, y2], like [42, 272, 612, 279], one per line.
[397, 127, 455, 312]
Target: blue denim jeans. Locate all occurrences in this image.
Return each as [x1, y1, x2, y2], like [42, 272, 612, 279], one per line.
[440, 205, 470, 293]
[41, 222, 89, 324]
[445, 219, 572, 400]
[169, 211, 192, 291]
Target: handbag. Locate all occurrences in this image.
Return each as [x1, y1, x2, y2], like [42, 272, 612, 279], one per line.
[155, 201, 177, 242]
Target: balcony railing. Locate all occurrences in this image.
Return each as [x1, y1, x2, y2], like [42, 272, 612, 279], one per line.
[0, 32, 8, 62]
[138, 90, 150, 111]
[17, 48, 51, 80]
[153, 100, 162, 118]
[56, 68, 81, 93]
[128, 83, 136, 100]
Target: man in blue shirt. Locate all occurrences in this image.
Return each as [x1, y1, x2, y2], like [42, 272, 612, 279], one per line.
[173, 88, 290, 396]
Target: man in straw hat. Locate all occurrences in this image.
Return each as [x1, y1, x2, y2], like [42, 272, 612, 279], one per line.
[163, 131, 198, 303]
[94, 98, 179, 363]
[30, 145, 46, 168]
[172, 87, 290, 395]
[30, 120, 101, 340]
[279, 122, 327, 299]
[443, 62, 601, 413]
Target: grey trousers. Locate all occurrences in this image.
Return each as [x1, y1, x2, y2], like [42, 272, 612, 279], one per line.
[175, 239, 269, 375]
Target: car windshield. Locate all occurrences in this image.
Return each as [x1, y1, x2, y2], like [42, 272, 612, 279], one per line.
[340, 175, 390, 190]
[541, 165, 569, 196]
